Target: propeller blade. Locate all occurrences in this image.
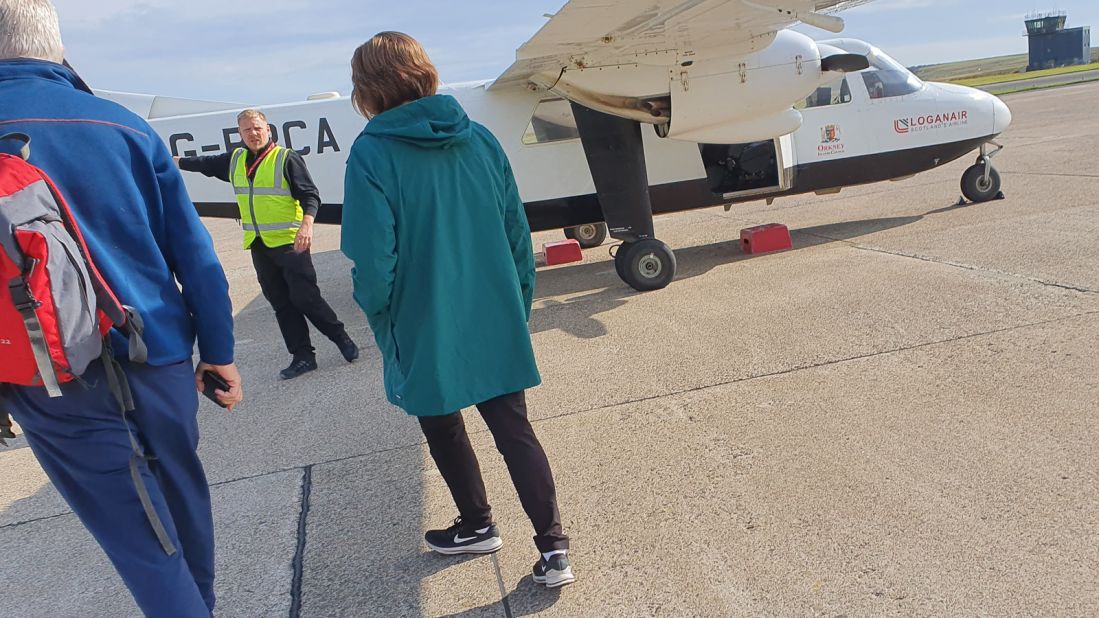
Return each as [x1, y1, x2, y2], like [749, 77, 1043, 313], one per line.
[821, 53, 870, 73]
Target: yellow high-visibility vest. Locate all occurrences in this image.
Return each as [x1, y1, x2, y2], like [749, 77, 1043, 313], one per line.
[230, 145, 303, 249]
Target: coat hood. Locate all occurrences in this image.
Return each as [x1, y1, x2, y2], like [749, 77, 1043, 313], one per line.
[362, 94, 471, 149]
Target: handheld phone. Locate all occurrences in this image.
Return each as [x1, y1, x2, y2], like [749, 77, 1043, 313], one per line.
[201, 371, 231, 408]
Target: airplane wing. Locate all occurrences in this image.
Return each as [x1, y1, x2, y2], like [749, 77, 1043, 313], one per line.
[489, 0, 874, 90]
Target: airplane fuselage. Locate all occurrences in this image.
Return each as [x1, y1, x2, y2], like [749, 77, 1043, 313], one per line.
[136, 40, 1010, 233]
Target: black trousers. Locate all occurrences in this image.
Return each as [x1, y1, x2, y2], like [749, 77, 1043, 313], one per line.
[250, 242, 346, 360]
[418, 391, 569, 553]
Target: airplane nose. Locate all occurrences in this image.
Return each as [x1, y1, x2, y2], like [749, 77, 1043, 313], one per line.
[992, 95, 1012, 135]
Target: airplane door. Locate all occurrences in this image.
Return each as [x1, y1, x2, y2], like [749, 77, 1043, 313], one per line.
[791, 73, 874, 168]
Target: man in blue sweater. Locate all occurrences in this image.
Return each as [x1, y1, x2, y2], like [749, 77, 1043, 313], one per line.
[0, 1, 241, 615]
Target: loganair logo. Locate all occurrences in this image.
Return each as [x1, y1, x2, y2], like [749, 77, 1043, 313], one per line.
[894, 110, 969, 135]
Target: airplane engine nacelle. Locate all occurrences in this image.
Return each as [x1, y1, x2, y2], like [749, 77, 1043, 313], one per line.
[664, 29, 822, 144]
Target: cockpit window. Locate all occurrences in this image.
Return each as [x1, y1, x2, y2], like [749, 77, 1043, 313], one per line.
[795, 74, 851, 109]
[522, 98, 580, 145]
[861, 50, 923, 99]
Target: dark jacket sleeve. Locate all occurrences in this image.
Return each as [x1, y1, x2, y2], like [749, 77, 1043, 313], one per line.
[178, 152, 233, 183]
[152, 137, 236, 364]
[284, 150, 321, 218]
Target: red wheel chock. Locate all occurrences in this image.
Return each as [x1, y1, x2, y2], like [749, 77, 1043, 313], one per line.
[740, 223, 792, 255]
[535, 239, 583, 268]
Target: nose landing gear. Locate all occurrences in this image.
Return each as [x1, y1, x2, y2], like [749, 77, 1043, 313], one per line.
[961, 141, 1005, 203]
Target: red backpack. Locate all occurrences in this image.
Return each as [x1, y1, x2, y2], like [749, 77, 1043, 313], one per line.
[0, 132, 175, 555]
[0, 132, 146, 393]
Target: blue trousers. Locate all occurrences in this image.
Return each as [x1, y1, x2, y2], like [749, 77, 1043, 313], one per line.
[8, 359, 215, 617]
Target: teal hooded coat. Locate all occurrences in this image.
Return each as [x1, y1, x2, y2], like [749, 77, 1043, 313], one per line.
[340, 94, 541, 416]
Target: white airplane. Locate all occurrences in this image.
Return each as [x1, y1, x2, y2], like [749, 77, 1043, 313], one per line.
[98, 0, 1012, 291]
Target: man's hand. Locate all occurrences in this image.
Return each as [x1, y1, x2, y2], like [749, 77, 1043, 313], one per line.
[173, 156, 181, 167]
[195, 362, 243, 411]
[294, 215, 315, 254]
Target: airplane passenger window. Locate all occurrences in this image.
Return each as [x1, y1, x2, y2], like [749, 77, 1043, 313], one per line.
[522, 98, 580, 145]
[794, 75, 851, 109]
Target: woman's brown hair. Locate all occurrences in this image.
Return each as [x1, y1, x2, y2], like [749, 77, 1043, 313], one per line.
[351, 32, 439, 118]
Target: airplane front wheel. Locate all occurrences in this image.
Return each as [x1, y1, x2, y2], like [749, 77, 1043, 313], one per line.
[614, 238, 676, 291]
[961, 164, 1001, 203]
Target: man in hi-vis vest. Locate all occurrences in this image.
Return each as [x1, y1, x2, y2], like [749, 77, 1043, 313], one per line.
[178, 109, 358, 380]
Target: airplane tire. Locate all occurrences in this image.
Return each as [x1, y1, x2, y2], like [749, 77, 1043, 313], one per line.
[961, 164, 1001, 203]
[615, 239, 676, 291]
[613, 242, 632, 281]
[564, 223, 608, 248]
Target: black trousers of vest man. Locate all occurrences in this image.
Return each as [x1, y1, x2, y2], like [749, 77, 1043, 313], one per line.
[250, 241, 348, 360]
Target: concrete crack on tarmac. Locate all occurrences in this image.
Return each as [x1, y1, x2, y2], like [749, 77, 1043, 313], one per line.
[802, 232, 1099, 294]
[999, 171, 1099, 178]
[491, 553, 515, 618]
[0, 511, 68, 531]
[289, 465, 314, 618]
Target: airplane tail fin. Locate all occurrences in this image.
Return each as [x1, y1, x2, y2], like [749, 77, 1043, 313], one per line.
[94, 89, 249, 120]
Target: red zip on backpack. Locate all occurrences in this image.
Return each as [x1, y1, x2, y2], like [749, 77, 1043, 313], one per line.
[0, 132, 146, 396]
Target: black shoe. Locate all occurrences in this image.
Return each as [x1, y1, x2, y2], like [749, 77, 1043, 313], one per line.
[337, 337, 359, 363]
[279, 357, 317, 380]
[424, 517, 503, 555]
[533, 553, 575, 588]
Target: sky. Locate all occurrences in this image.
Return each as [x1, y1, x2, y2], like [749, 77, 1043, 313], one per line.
[50, 0, 1099, 105]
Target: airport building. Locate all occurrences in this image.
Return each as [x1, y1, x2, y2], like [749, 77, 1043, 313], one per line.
[1025, 12, 1091, 71]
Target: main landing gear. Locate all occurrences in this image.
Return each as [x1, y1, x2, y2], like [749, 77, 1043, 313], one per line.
[563, 222, 607, 249]
[960, 141, 1004, 203]
[570, 102, 676, 292]
[612, 239, 677, 291]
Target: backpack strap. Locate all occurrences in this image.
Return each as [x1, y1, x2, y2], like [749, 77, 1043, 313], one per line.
[0, 133, 30, 161]
[7, 263, 62, 398]
[99, 344, 176, 556]
[123, 306, 148, 363]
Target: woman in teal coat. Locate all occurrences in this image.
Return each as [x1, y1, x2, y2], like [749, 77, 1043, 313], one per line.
[341, 32, 573, 587]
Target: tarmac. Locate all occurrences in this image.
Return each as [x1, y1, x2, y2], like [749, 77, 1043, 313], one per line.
[2, 81, 1098, 617]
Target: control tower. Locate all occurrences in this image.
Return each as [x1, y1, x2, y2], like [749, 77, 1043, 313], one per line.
[1025, 11, 1090, 71]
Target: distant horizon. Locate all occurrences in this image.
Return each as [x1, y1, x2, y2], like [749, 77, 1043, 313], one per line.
[907, 46, 1098, 70]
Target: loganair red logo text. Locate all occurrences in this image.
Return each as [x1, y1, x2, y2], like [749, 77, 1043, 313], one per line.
[894, 110, 969, 135]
